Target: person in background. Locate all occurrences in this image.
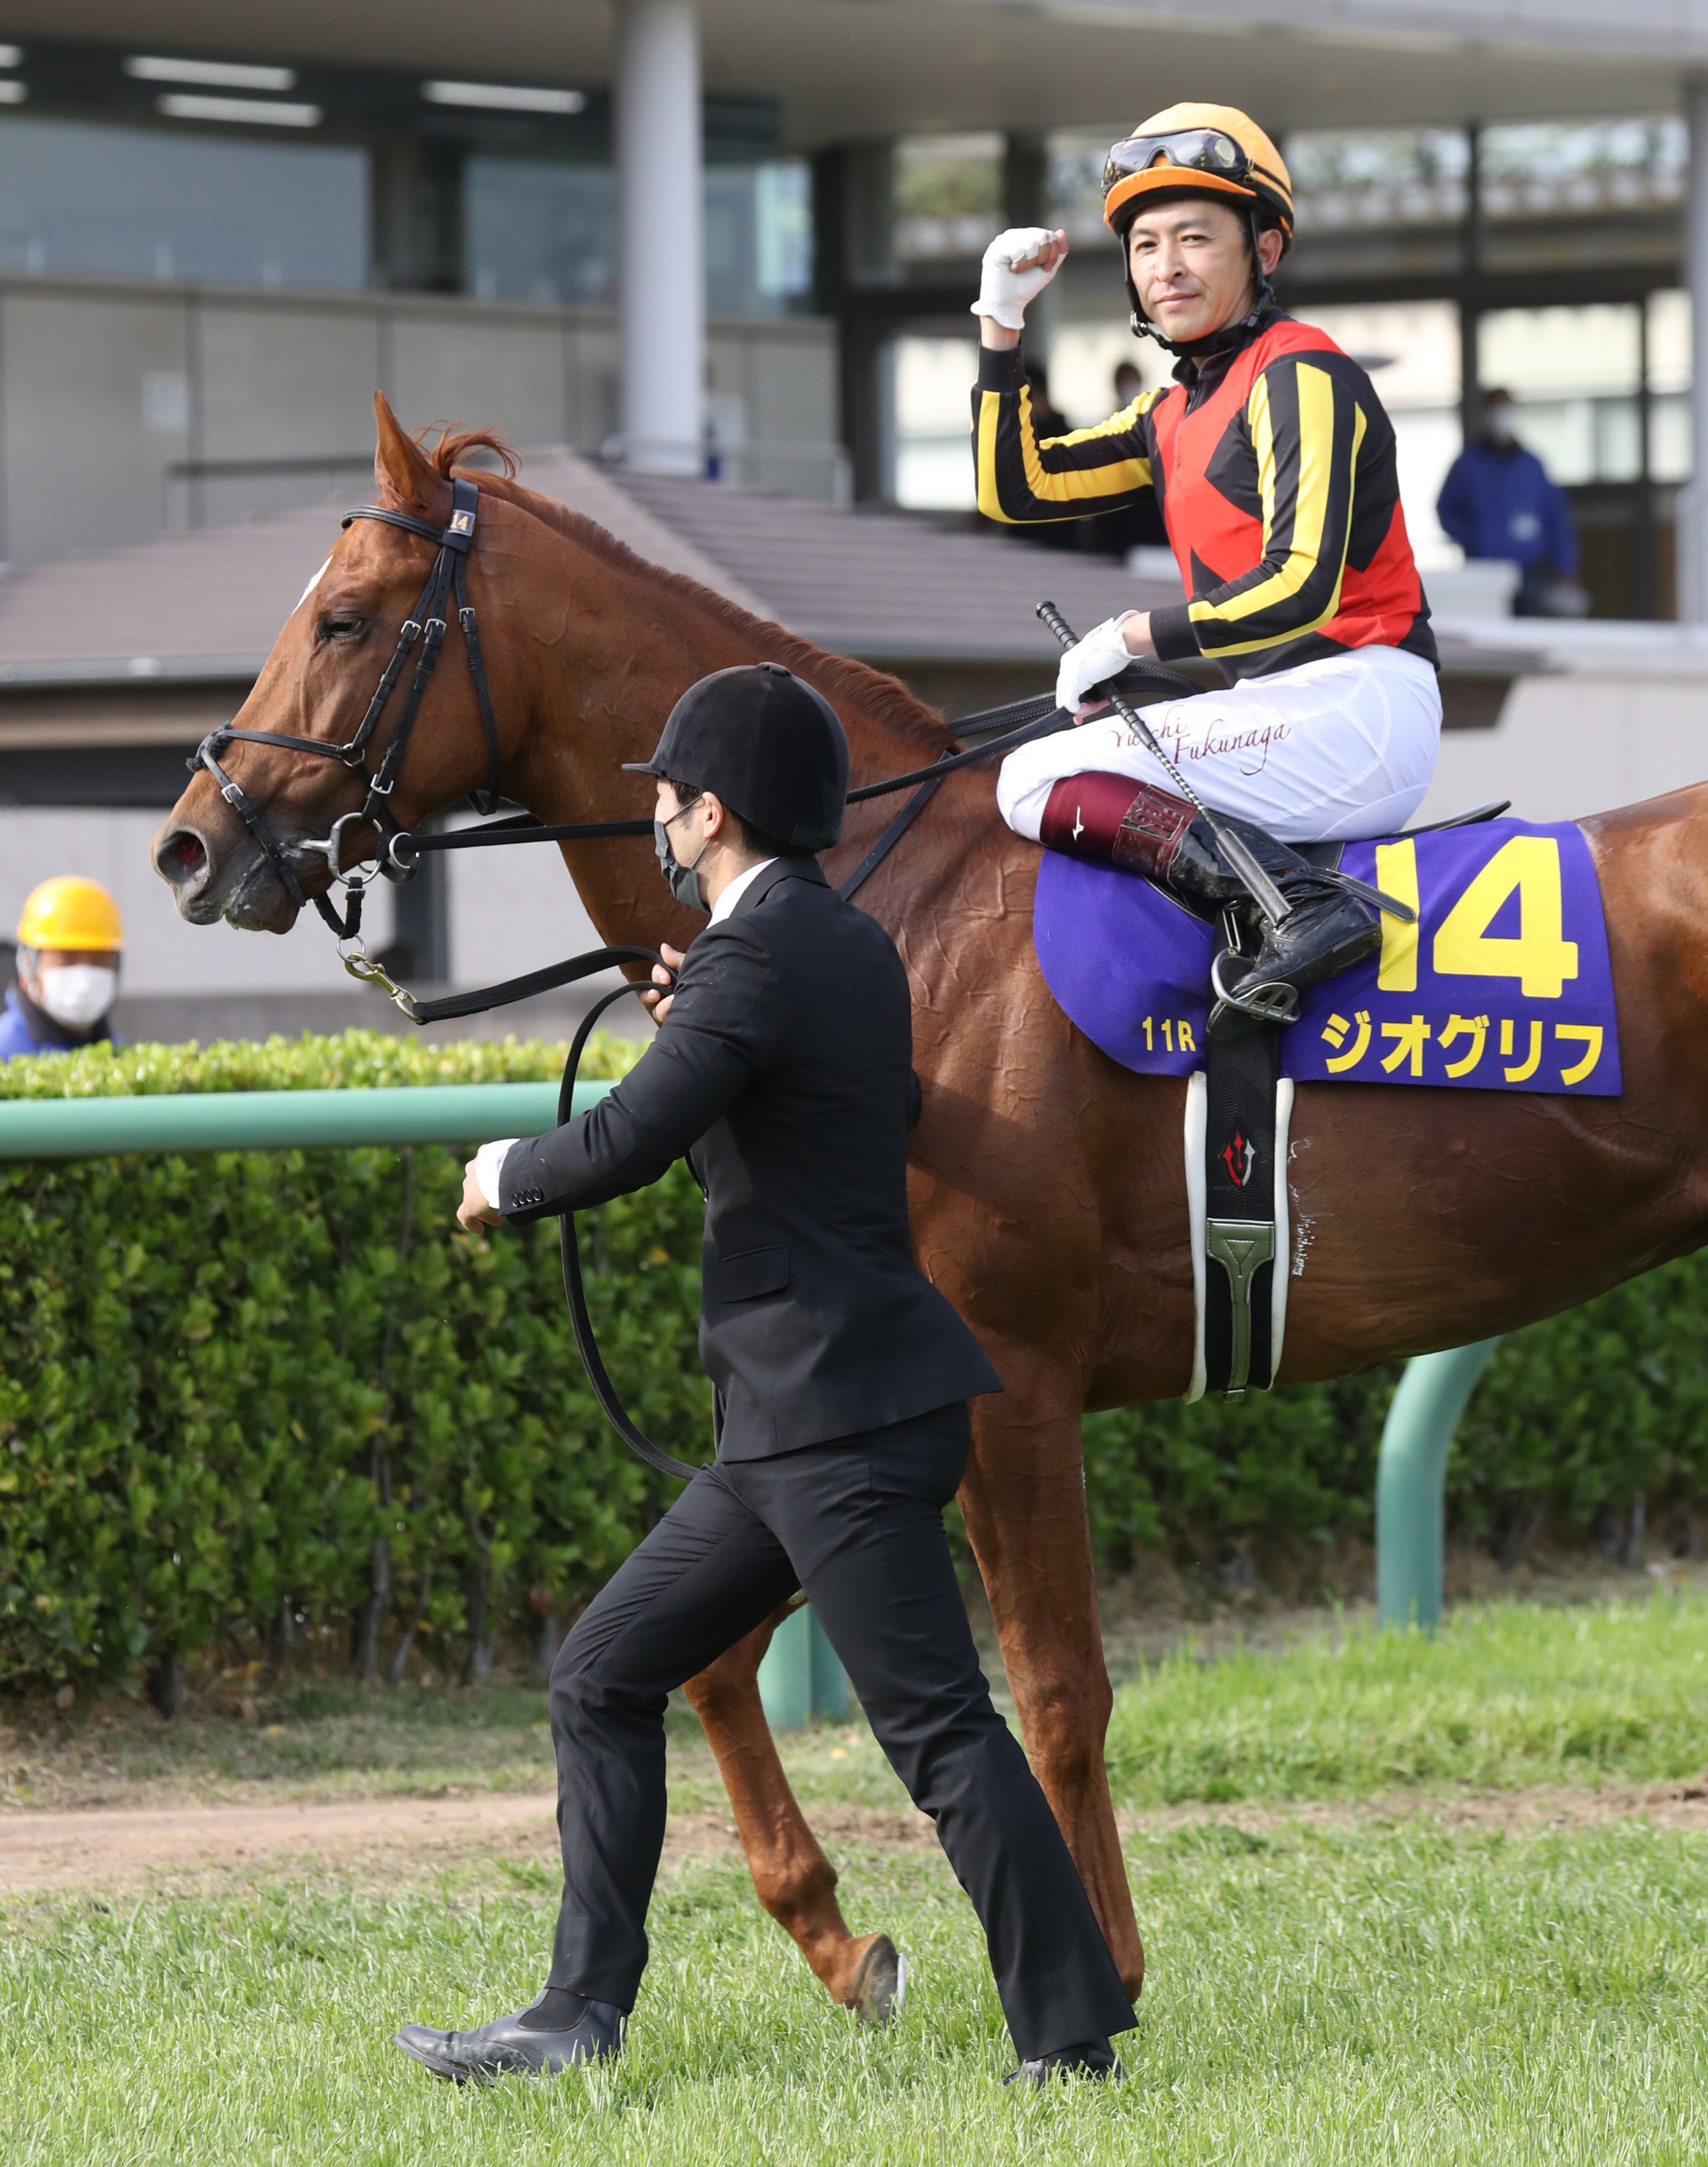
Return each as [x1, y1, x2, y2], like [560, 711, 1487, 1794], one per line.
[1112, 360, 1143, 407]
[1436, 389, 1588, 617]
[0, 877, 123, 1059]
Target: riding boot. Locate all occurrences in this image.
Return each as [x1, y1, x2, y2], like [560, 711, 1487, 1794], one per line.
[1038, 774, 1381, 1037]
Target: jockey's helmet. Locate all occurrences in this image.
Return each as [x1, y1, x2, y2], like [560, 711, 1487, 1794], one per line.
[1102, 103, 1293, 352]
[1101, 104, 1293, 243]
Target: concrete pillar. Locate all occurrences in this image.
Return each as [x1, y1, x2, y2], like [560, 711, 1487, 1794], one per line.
[1680, 76, 1708, 620]
[616, 1, 703, 474]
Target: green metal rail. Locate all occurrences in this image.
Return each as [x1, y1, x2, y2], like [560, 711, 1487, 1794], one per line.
[0, 1079, 613, 1159]
[1374, 1338, 1501, 1632]
[758, 1605, 849, 1728]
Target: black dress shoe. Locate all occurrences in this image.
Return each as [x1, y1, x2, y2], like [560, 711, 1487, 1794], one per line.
[1003, 2036, 1125, 2086]
[394, 1990, 623, 2082]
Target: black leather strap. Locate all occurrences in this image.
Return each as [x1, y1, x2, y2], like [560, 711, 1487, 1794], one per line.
[555, 977, 702, 1483]
[452, 549, 505, 816]
[408, 943, 664, 1026]
[840, 764, 951, 900]
[1203, 1026, 1282, 1398]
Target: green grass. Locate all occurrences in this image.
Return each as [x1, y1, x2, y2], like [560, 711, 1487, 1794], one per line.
[7, 1594, 1708, 2160]
[14, 1593, 1708, 1815]
[1106, 1596, 1708, 1804]
[3, 1822, 1707, 2163]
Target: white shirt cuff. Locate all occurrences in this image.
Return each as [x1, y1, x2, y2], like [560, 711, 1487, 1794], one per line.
[474, 1138, 520, 1211]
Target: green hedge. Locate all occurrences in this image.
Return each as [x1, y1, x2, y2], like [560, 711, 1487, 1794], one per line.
[1, 1032, 1704, 1695]
[0, 1031, 706, 1697]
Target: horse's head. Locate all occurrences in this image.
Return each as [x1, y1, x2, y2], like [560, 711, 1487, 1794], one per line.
[153, 394, 526, 933]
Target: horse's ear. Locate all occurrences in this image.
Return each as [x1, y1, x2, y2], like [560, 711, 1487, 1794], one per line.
[373, 392, 443, 516]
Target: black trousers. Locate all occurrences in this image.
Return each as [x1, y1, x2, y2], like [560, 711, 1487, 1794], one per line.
[545, 1401, 1135, 2060]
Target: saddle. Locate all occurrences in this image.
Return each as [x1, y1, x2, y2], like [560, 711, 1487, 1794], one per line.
[1032, 797, 1621, 1402]
[1192, 803, 1508, 1400]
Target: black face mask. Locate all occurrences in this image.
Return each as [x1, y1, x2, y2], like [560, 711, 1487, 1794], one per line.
[654, 797, 708, 911]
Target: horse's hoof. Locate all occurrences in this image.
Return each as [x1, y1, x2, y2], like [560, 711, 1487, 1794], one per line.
[847, 1933, 907, 2025]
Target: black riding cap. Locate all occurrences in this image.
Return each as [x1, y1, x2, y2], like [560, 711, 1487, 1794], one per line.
[623, 663, 849, 851]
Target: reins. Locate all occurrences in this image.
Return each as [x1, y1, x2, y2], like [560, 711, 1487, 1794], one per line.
[202, 478, 1205, 1479]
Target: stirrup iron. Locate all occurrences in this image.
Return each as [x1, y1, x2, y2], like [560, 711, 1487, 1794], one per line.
[1209, 948, 1300, 1032]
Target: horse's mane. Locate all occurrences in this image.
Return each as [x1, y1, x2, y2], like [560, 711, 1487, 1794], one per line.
[421, 425, 953, 758]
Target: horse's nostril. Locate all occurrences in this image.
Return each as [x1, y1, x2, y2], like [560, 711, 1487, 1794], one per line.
[155, 826, 209, 892]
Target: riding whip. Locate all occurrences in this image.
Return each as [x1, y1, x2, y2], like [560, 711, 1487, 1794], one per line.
[1036, 600, 1293, 929]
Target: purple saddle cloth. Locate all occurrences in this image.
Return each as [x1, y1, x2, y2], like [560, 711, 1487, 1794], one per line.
[1033, 817, 1621, 1097]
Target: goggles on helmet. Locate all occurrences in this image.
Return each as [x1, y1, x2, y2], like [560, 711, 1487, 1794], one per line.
[1102, 126, 1291, 231]
[1104, 127, 1250, 192]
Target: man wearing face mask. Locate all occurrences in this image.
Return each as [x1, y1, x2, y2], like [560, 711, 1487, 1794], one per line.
[1436, 389, 1586, 618]
[395, 662, 1136, 2090]
[0, 878, 123, 1060]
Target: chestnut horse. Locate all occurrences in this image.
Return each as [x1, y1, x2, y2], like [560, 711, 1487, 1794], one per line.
[154, 399, 1708, 2020]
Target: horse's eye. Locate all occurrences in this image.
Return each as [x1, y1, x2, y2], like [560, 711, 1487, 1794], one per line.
[319, 613, 365, 642]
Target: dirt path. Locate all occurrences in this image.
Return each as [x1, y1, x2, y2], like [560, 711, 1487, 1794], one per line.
[0, 1792, 937, 1895]
[4, 1778, 1706, 1898]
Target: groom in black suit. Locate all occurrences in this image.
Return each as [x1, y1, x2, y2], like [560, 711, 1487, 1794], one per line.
[395, 663, 1135, 2087]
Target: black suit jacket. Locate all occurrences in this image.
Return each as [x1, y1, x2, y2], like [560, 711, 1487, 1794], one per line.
[500, 857, 1001, 1458]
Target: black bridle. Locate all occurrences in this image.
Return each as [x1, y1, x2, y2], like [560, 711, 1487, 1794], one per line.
[191, 479, 1213, 1480]
[192, 475, 508, 965]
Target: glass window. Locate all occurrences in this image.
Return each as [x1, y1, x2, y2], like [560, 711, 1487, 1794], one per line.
[1047, 323, 1171, 425]
[465, 156, 811, 316]
[1476, 304, 1649, 489]
[1478, 305, 1641, 402]
[891, 334, 980, 509]
[465, 159, 615, 305]
[1295, 301, 1462, 566]
[1647, 290, 1691, 484]
[0, 114, 368, 287]
[1046, 129, 1122, 248]
[1480, 118, 1684, 221]
[893, 134, 1001, 264]
[706, 161, 813, 316]
[1286, 129, 1470, 232]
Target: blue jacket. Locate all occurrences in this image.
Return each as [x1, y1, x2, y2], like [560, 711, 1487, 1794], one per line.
[1436, 438, 1577, 575]
[0, 986, 116, 1060]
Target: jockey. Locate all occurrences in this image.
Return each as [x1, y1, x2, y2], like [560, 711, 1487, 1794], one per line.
[970, 104, 1441, 1036]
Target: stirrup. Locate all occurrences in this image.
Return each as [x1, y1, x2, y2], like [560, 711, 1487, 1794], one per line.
[1208, 948, 1301, 1034]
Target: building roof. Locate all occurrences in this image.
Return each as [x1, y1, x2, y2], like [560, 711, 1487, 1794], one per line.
[529, 451, 1175, 666]
[0, 445, 1546, 806]
[16, 2, 1707, 137]
[0, 448, 1181, 689]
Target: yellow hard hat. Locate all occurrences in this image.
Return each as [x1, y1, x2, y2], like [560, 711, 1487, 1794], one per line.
[17, 875, 123, 952]
[1103, 103, 1293, 241]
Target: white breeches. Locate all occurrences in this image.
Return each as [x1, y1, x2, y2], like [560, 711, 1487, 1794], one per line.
[997, 644, 1442, 846]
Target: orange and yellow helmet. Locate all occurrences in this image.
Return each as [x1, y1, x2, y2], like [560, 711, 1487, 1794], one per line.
[1102, 103, 1293, 243]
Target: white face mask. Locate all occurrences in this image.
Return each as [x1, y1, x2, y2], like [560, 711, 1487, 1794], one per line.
[36, 964, 118, 1031]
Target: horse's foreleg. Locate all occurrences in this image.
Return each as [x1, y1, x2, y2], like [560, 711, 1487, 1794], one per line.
[958, 1357, 1145, 2000]
[681, 1607, 903, 2022]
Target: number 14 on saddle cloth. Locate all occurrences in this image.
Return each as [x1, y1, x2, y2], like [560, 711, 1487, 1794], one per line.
[1033, 817, 1621, 1098]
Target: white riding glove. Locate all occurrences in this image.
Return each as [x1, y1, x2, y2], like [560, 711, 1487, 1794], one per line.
[1055, 615, 1137, 717]
[971, 227, 1063, 332]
